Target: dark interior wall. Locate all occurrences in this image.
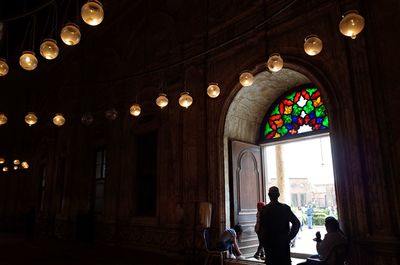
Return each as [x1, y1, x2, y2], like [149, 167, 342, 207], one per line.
[0, 0, 399, 263]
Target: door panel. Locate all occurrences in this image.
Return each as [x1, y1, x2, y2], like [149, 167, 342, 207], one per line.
[229, 140, 264, 254]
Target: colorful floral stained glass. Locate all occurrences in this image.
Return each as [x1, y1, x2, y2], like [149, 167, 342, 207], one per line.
[260, 86, 329, 141]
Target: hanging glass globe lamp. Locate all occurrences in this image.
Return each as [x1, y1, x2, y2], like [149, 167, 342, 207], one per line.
[105, 108, 118, 120]
[156, 93, 168, 108]
[267, 53, 284, 72]
[81, 113, 94, 126]
[130, 103, 141, 116]
[21, 161, 29, 169]
[19, 51, 38, 71]
[239, 72, 254, 87]
[61, 23, 81, 46]
[53, 113, 66, 126]
[339, 10, 365, 39]
[13, 159, 20, 165]
[304, 35, 323, 56]
[179, 92, 193, 108]
[81, 0, 104, 26]
[0, 58, 9, 76]
[0, 113, 8, 125]
[2, 167, 8, 172]
[40, 39, 59, 60]
[207, 83, 220, 98]
[25, 112, 38, 126]
[0, 158, 5, 164]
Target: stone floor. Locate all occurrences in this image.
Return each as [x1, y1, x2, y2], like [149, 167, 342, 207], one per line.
[0, 229, 323, 265]
[0, 233, 184, 265]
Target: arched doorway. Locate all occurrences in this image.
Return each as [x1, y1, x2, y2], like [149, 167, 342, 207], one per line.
[222, 68, 337, 257]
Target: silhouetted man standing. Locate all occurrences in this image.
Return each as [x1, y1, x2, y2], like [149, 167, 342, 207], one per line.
[260, 186, 300, 265]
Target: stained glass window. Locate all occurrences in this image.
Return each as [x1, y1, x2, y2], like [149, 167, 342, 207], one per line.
[260, 85, 329, 142]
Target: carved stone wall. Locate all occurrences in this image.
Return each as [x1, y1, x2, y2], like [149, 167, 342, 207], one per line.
[0, 0, 399, 264]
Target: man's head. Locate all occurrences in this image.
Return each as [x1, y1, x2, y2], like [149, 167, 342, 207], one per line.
[233, 224, 243, 238]
[325, 217, 340, 233]
[268, 186, 280, 201]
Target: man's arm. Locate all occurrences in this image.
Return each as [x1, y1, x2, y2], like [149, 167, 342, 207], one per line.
[288, 208, 300, 240]
[233, 235, 243, 256]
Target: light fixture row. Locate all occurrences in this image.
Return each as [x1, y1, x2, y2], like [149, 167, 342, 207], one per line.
[238, 10, 365, 88]
[0, 158, 30, 172]
[0, 10, 365, 121]
[0, 0, 104, 75]
[0, 91, 194, 126]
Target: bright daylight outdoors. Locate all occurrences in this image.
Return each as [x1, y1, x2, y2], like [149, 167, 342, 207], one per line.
[263, 135, 337, 256]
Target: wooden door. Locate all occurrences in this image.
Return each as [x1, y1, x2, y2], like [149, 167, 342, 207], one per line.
[229, 140, 265, 255]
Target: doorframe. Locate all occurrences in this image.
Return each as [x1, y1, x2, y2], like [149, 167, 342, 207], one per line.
[216, 60, 338, 236]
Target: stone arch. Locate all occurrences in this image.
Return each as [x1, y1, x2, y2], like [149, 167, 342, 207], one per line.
[217, 62, 338, 229]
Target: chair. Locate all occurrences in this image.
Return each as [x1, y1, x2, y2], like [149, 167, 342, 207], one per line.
[203, 228, 225, 265]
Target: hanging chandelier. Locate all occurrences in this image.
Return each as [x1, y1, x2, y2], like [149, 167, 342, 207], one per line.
[0, 158, 30, 172]
[0, 1, 105, 75]
[0, 2, 368, 121]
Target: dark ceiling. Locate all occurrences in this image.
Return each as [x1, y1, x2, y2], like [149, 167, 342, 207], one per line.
[0, 0, 308, 152]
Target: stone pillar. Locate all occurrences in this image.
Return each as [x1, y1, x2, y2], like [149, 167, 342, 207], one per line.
[275, 144, 287, 203]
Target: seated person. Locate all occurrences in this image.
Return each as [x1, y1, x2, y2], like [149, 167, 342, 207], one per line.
[217, 224, 245, 259]
[299, 217, 347, 265]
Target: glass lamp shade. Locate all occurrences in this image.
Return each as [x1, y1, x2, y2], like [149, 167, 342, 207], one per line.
[239, 72, 254, 87]
[0, 113, 8, 125]
[0, 58, 9, 76]
[13, 159, 20, 165]
[304, 35, 323, 56]
[2, 167, 8, 172]
[339, 10, 365, 39]
[40, 39, 59, 60]
[25, 112, 38, 126]
[207, 83, 220, 98]
[53, 113, 66, 126]
[267, 53, 284, 72]
[81, 113, 94, 126]
[0, 158, 4, 164]
[105, 108, 118, 120]
[13, 166, 18, 170]
[19, 51, 38, 71]
[61, 23, 81, 46]
[129, 103, 141, 116]
[81, 0, 104, 26]
[21, 161, 29, 169]
[156, 93, 168, 108]
[179, 92, 193, 108]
